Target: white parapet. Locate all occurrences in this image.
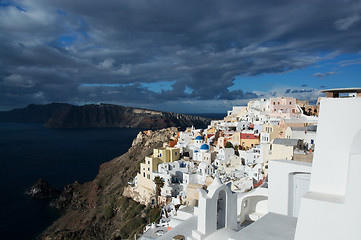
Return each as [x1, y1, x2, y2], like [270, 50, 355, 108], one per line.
[295, 97, 361, 240]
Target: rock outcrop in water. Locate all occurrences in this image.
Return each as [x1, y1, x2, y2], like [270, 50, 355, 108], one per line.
[39, 128, 178, 240]
[26, 178, 61, 199]
[0, 103, 210, 129]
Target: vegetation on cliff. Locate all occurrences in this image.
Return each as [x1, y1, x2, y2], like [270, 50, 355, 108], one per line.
[39, 128, 177, 240]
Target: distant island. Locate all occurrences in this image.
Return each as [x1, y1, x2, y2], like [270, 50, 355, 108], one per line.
[0, 103, 210, 129]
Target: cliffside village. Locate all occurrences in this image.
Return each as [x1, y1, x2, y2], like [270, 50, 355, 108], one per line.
[123, 88, 361, 240]
[124, 96, 318, 206]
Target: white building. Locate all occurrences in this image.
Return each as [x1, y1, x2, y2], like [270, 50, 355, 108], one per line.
[214, 148, 235, 167]
[239, 146, 262, 165]
[247, 98, 270, 113]
[144, 91, 361, 240]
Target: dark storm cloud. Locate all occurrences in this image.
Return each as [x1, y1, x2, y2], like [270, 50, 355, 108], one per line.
[312, 72, 337, 78]
[291, 89, 315, 94]
[1, 0, 361, 110]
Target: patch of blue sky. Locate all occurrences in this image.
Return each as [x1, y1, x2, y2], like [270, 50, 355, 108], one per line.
[0, 2, 26, 12]
[228, 53, 361, 93]
[57, 35, 76, 47]
[184, 86, 193, 94]
[0, 2, 11, 7]
[80, 31, 89, 39]
[56, 9, 67, 16]
[56, 31, 89, 47]
[141, 81, 175, 93]
[310, 53, 361, 88]
[55, 13, 90, 48]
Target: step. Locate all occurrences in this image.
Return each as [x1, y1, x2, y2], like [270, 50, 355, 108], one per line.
[190, 229, 204, 240]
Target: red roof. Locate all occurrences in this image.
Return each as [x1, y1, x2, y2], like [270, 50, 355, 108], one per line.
[240, 133, 258, 139]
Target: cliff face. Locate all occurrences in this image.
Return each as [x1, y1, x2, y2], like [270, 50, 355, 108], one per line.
[39, 128, 178, 240]
[0, 103, 210, 129]
[45, 103, 210, 129]
[0, 103, 71, 123]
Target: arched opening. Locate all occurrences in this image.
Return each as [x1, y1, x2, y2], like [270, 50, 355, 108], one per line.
[239, 195, 268, 224]
[217, 190, 226, 229]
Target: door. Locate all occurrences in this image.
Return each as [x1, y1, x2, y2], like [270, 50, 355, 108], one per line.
[292, 173, 310, 217]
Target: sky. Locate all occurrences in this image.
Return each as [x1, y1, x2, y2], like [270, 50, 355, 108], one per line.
[1, 0, 360, 113]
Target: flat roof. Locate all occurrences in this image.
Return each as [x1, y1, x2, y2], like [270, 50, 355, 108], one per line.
[140, 226, 169, 239]
[273, 138, 300, 146]
[229, 212, 298, 240]
[321, 88, 361, 93]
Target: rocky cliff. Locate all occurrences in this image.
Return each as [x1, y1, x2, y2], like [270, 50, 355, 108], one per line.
[39, 128, 178, 240]
[0, 103, 71, 123]
[45, 103, 210, 129]
[0, 103, 210, 129]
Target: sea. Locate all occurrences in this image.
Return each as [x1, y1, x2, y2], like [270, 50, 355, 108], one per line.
[0, 123, 142, 239]
[0, 113, 225, 240]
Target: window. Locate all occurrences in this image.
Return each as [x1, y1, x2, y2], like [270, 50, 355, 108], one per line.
[143, 172, 145, 177]
[273, 102, 275, 105]
[311, 139, 314, 144]
[289, 102, 292, 105]
[160, 153, 162, 157]
[278, 102, 280, 105]
[148, 161, 150, 164]
[148, 168, 150, 171]
[147, 174, 150, 179]
[175, 152, 177, 156]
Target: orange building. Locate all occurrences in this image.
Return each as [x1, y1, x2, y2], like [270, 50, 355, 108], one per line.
[240, 133, 260, 149]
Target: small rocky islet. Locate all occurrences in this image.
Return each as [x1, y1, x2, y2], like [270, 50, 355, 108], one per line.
[26, 178, 61, 199]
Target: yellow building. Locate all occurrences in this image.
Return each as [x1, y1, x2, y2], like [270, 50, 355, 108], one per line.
[262, 122, 283, 141]
[153, 147, 180, 162]
[137, 156, 162, 190]
[207, 127, 216, 135]
[137, 147, 181, 191]
[240, 133, 260, 149]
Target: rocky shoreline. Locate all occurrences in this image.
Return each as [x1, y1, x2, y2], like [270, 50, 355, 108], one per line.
[38, 127, 177, 240]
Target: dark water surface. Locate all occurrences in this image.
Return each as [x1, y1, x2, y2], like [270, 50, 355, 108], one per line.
[0, 123, 141, 239]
